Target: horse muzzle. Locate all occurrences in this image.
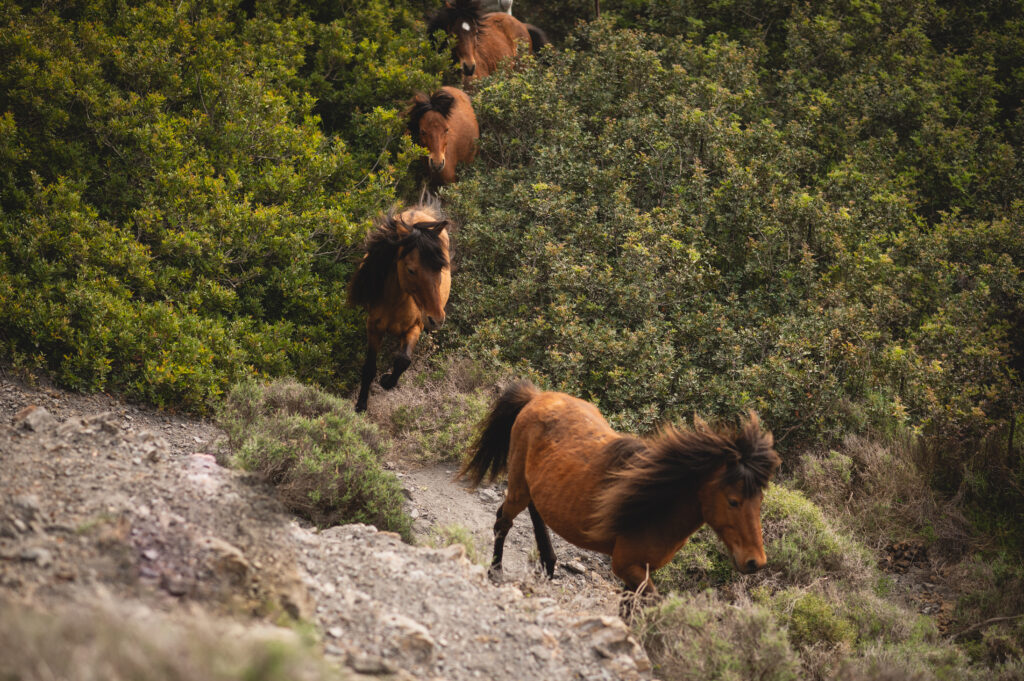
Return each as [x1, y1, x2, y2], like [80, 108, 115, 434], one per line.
[735, 555, 766, 574]
[462, 62, 476, 77]
[429, 157, 446, 172]
[425, 314, 446, 331]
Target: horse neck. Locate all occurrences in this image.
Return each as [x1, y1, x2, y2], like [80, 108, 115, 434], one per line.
[660, 486, 705, 543]
[382, 260, 413, 308]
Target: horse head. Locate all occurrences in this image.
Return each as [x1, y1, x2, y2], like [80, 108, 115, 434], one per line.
[694, 413, 779, 573]
[407, 90, 457, 178]
[393, 209, 451, 330]
[430, 0, 486, 78]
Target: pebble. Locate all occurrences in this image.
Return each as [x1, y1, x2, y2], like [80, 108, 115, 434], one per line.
[20, 547, 53, 568]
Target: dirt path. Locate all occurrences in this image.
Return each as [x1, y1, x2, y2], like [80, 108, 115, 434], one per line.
[0, 373, 651, 680]
[399, 462, 623, 616]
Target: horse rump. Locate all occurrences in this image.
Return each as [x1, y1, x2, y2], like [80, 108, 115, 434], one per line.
[459, 381, 539, 486]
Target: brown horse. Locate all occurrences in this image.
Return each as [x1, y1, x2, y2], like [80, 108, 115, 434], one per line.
[459, 382, 781, 596]
[406, 87, 479, 187]
[348, 199, 452, 412]
[428, 0, 533, 84]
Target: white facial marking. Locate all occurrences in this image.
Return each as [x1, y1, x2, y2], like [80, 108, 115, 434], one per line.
[461, 21, 471, 32]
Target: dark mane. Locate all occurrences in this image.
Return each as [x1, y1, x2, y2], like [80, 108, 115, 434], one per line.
[348, 199, 450, 309]
[405, 89, 457, 137]
[591, 412, 780, 537]
[427, 0, 485, 36]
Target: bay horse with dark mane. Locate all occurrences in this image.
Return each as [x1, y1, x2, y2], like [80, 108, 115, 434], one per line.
[348, 199, 452, 412]
[459, 382, 780, 596]
[428, 0, 541, 84]
[406, 87, 479, 187]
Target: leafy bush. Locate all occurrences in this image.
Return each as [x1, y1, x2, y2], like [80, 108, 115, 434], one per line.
[0, 0, 447, 412]
[654, 483, 873, 594]
[219, 378, 412, 540]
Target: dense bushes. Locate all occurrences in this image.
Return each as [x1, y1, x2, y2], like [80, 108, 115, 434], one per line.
[443, 14, 1022, 516]
[219, 378, 412, 539]
[0, 0, 448, 412]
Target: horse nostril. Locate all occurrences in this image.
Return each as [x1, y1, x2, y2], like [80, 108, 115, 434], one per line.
[746, 559, 759, 573]
[463, 63, 475, 76]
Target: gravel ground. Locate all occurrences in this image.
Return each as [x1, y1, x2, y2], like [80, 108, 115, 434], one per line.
[0, 373, 652, 680]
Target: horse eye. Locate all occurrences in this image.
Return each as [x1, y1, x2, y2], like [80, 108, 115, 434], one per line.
[728, 499, 740, 508]
[407, 266, 416, 275]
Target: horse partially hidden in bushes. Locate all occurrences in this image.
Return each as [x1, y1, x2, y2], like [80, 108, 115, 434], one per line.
[459, 382, 781, 597]
[348, 200, 452, 412]
[406, 87, 478, 188]
[428, 0, 543, 84]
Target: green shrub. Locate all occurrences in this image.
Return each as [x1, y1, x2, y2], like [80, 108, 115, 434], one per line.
[0, 0, 447, 412]
[219, 378, 412, 540]
[443, 11, 1023, 521]
[659, 483, 873, 593]
[635, 590, 802, 681]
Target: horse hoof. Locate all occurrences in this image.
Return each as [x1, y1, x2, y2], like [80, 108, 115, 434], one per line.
[487, 566, 504, 583]
[380, 374, 398, 390]
[355, 402, 368, 413]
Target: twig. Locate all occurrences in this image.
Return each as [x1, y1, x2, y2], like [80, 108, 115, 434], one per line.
[952, 614, 1024, 640]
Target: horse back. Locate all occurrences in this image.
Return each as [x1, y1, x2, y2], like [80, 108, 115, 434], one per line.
[487, 12, 531, 47]
[509, 392, 619, 551]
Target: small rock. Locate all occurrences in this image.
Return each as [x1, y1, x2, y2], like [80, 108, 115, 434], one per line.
[162, 574, 189, 596]
[382, 613, 437, 664]
[563, 560, 587, 575]
[142, 549, 159, 561]
[14, 406, 56, 432]
[327, 626, 344, 638]
[20, 547, 53, 568]
[477, 488, 503, 504]
[348, 652, 397, 675]
[13, 494, 41, 521]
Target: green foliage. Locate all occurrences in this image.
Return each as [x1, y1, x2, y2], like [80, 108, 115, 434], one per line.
[635, 590, 802, 681]
[659, 483, 872, 593]
[0, 0, 447, 412]
[444, 12, 1023, 519]
[219, 378, 412, 540]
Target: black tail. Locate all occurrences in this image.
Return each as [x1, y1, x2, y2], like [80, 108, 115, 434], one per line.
[525, 24, 550, 53]
[458, 381, 539, 487]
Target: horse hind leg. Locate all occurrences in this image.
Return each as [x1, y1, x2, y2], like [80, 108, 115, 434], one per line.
[527, 503, 556, 578]
[489, 494, 529, 581]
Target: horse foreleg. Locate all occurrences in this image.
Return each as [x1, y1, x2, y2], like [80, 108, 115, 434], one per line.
[355, 327, 384, 412]
[380, 326, 421, 390]
[611, 543, 660, 598]
[527, 502, 556, 578]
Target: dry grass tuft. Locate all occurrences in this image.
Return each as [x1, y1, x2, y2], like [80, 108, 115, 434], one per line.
[0, 599, 342, 681]
[363, 355, 501, 465]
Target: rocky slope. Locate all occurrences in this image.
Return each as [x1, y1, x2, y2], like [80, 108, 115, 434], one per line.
[0, 374, 652, 680]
